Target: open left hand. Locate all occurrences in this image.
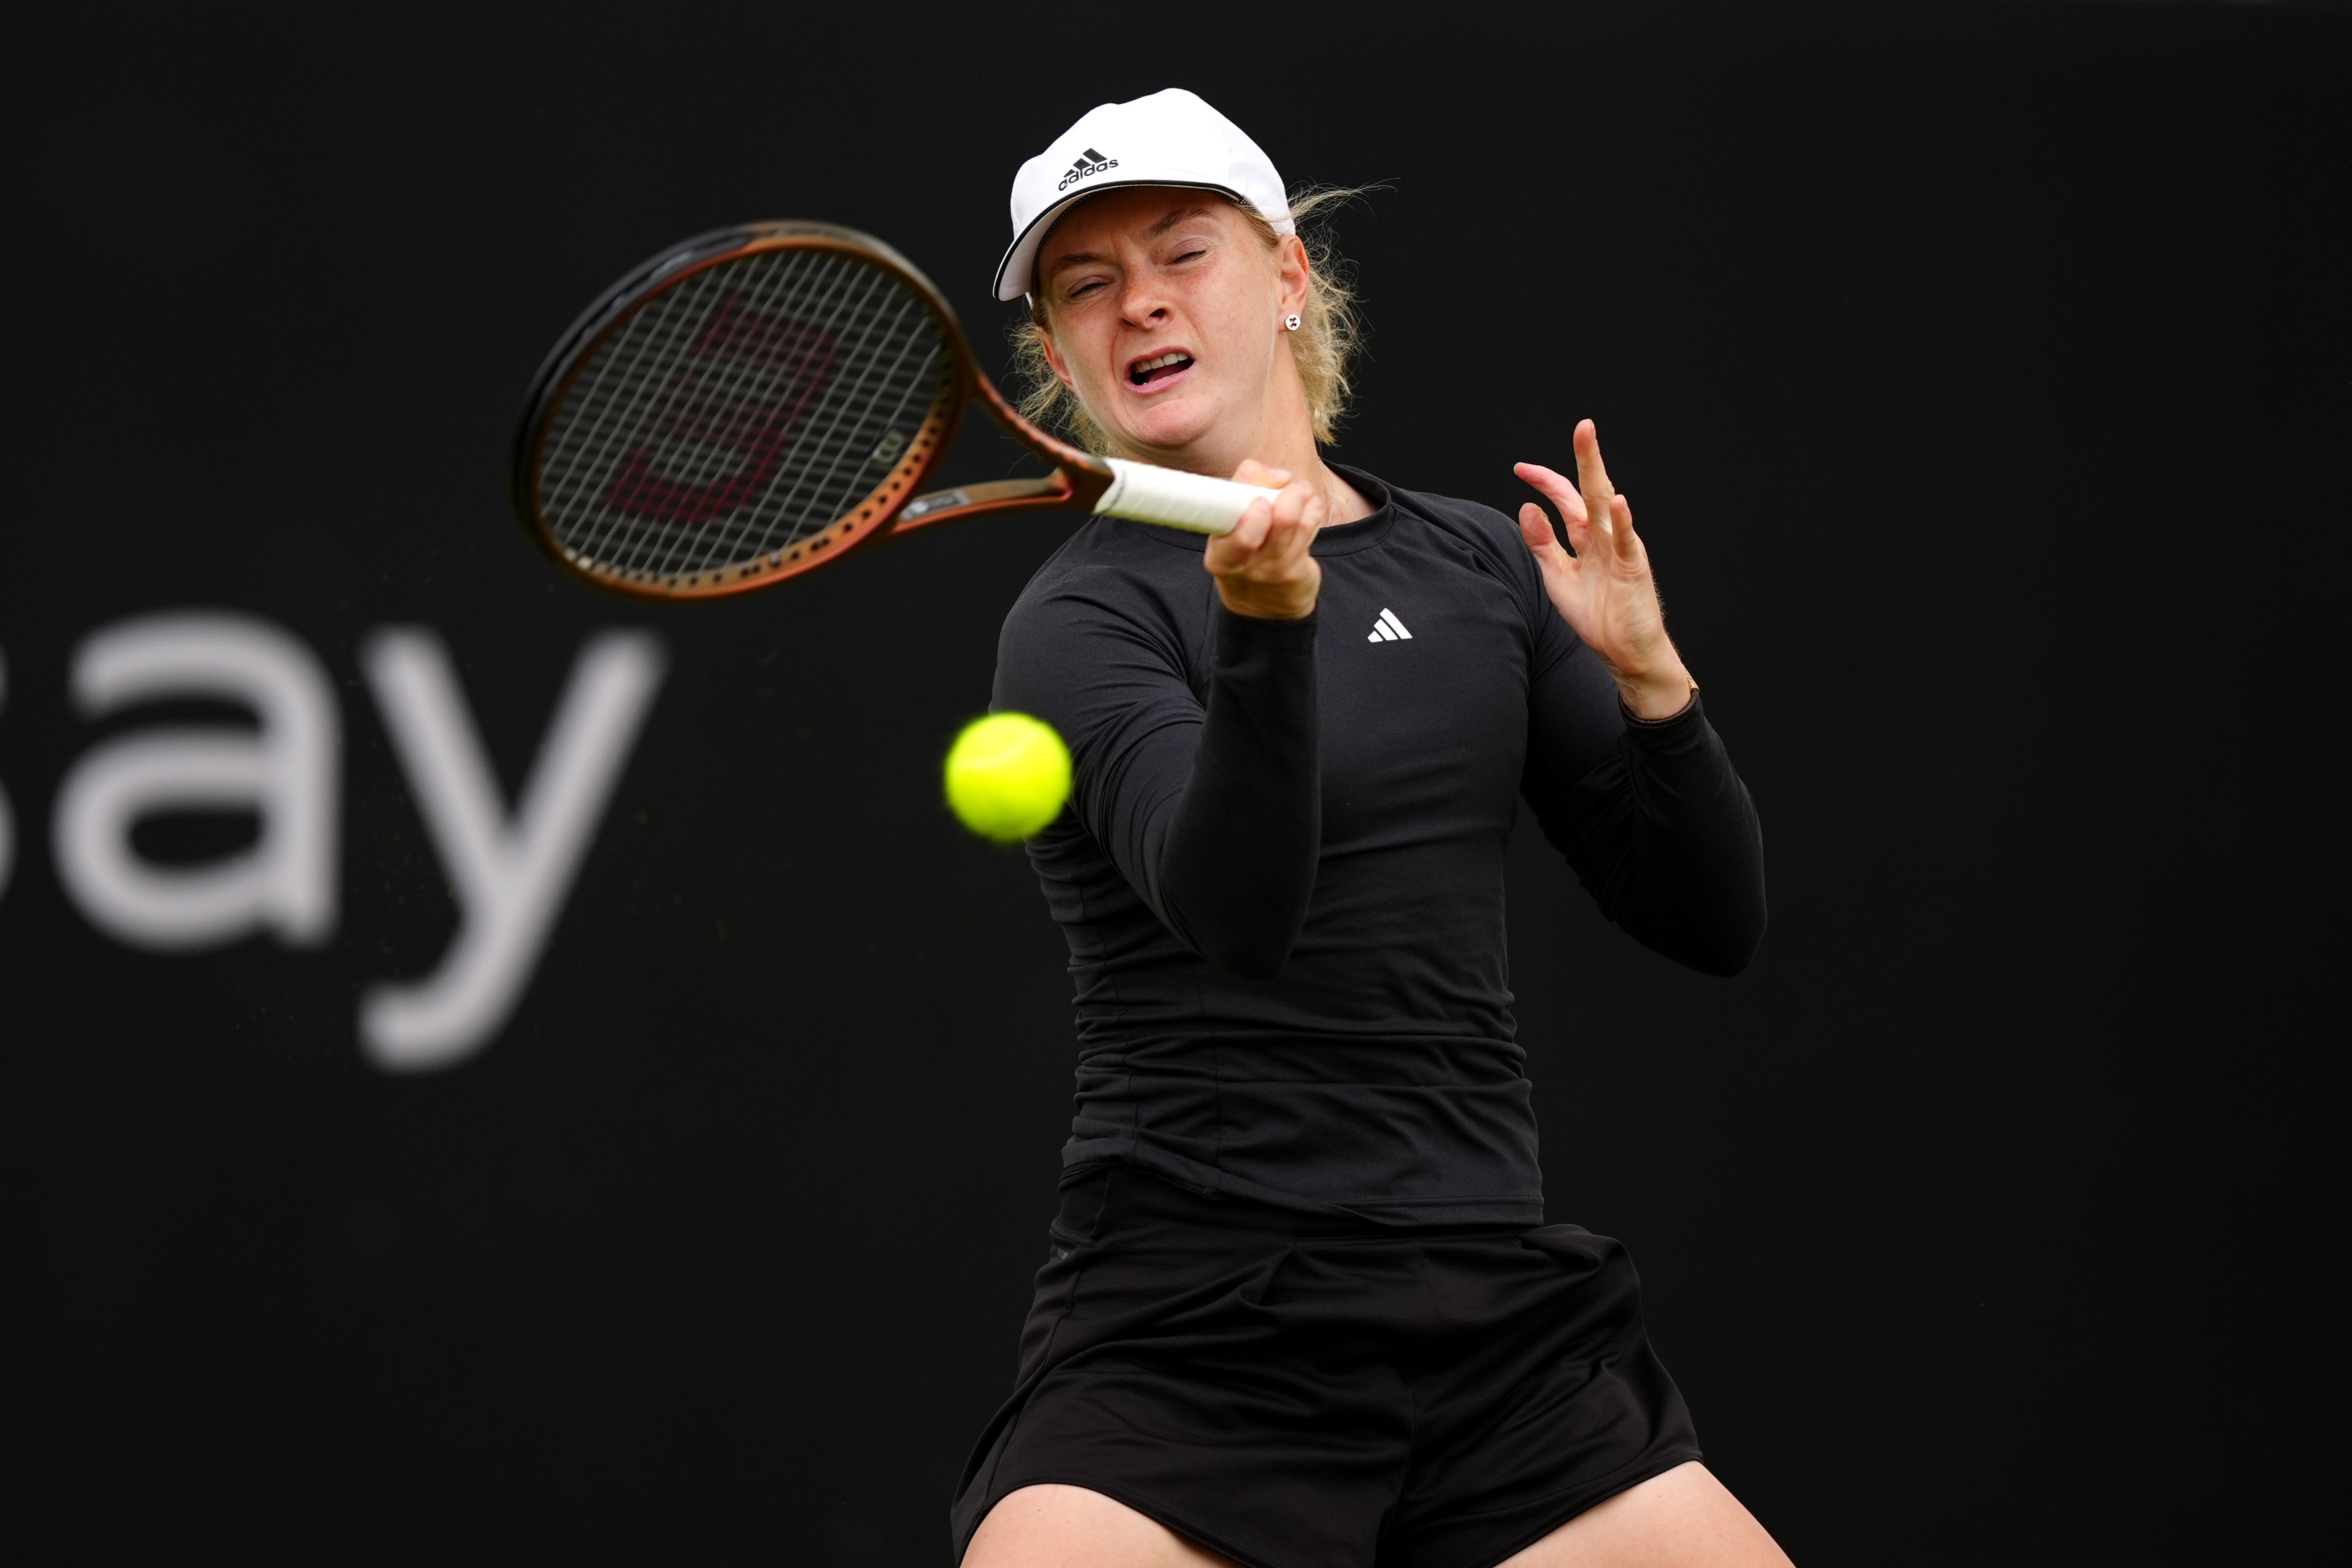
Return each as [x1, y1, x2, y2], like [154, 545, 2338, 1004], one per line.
[1514, 419, 1696, 719]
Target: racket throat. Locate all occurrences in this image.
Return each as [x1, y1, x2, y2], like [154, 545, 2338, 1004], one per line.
[891, 472, 1106, 534]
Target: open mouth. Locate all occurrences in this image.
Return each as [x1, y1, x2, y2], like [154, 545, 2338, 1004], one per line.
[1127, 350, 1195, 388]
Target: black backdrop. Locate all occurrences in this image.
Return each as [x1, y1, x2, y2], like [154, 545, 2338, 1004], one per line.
[2, 3, 2344, 1563]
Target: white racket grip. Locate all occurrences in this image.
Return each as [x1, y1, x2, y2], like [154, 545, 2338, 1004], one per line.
[1094, 459, 1281, 536]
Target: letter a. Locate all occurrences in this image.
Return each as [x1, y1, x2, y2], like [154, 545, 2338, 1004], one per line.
[359, 628, 665, 1073]
[53, 613, 339, 949]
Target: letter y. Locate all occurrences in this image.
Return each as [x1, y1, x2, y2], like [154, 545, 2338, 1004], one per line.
[360, 628, 665, 1072]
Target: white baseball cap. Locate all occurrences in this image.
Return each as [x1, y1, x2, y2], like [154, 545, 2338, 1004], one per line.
[993, 87, 1294, 303]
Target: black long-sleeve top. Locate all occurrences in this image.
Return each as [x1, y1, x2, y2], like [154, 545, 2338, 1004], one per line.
[992, 466, 1765, 1226]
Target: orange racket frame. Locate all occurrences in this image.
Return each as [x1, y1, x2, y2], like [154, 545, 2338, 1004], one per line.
[512, 223, 1130, 602]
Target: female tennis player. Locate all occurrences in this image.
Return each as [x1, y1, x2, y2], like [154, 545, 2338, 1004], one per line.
[952, 89, 1783, 1568]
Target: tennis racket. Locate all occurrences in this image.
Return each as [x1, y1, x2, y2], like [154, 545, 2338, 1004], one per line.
[510, 220, 1281, 599]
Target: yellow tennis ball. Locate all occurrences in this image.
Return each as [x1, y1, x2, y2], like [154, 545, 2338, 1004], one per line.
[944, 712, 1072, 842]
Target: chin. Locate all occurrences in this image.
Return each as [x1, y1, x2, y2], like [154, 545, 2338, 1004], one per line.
[1112, 394, 1223, 459]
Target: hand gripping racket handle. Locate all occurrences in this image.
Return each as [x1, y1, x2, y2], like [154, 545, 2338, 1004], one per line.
[1093, 459, 1283, 536]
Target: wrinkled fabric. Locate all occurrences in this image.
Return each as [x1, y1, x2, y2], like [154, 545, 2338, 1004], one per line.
[952, 1170, 1702, 1568]
[994, 466, 1767, 1226]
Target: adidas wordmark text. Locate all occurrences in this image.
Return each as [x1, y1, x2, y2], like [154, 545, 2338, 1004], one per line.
[1056, 147, 1120, 192]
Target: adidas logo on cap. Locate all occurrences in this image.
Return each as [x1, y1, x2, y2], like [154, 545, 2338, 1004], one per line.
[1366, 609, 1413, 643]
[1056, 147, 1120, 193]
[997, 89, 1297, 303]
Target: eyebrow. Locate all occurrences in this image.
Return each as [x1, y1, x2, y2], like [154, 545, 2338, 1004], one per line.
[1043, 205, 1218, 279]
[1147, 203, 1216, 238]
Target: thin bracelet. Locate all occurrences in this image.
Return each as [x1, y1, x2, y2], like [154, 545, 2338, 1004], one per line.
[1622, 676, 1700, 725]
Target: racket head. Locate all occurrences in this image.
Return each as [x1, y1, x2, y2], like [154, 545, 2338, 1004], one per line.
[512, 222, 970, 599]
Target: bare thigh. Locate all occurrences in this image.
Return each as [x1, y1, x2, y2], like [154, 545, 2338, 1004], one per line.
[962, 1465, 1789, 1568]
[1497, 1462, 1794, 1568]
[962, 1484, 1242, 1568]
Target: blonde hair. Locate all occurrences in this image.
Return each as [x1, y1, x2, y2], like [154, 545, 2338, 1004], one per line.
[1009, 186, 1369, 455]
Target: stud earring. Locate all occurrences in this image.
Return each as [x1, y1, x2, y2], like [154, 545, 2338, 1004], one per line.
[1283, 313, 1301, 331]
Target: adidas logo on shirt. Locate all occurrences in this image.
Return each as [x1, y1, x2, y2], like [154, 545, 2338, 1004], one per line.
[1056, 147, 1120, 192]
[1366, 608, 1413, 643]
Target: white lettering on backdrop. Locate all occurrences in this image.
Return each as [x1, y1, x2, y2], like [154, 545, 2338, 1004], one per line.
[9, 615, 665, 1072]
[360, 628, 666, 1073]
[54, 612, 340, 949]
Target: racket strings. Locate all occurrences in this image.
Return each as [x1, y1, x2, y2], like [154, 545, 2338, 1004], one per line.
[675, 270, 944, 572]
[662, 253, 868, 544]
[690, 286, 940, 578]
[677, 265, 910, 577]
[553, 250, 862, 573]
[545, 258, 778, 560]
[608, 297, 841, 520]
[592, 251, 862, 574]
[536, 247, 952, 585]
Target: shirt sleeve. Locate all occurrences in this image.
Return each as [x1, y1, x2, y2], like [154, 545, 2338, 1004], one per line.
[1519, 611, 1768, 977]
[995, 580, 1321, 980]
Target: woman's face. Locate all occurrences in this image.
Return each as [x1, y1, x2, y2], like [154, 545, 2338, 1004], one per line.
[1033, 187, 1308, 462]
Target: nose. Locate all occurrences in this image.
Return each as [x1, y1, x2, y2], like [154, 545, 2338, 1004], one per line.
[1115, 274, 1172, 329]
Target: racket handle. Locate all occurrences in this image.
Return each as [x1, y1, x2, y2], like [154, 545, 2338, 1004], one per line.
[1094, 459, 1281, 536]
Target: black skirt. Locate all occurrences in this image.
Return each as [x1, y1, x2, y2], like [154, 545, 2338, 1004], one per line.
[951, 1168, 1703, 1568]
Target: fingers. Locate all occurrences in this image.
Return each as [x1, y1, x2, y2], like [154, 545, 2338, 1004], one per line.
[1572, 419, 1610, 489]
[1513, 462, 1585, 521]
[1609, 494, 1648, 573]
[1262, 475, 1325, 567]
[1520, 421, 1621, 561]
[1224, 461, 1292, 548]
[1226, 489, 1277, 550]
[1223, 462, 1305, 551]
[1572, 419, 1620, 564]
[1517, 501, 1576, 571]
[1513, 459, 1592, 553]
[1204, 471, 1324, 619]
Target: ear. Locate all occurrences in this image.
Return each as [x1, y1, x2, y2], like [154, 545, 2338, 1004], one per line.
[1274, 233, 1312, 321]
[1033, 319, 1076, 390]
